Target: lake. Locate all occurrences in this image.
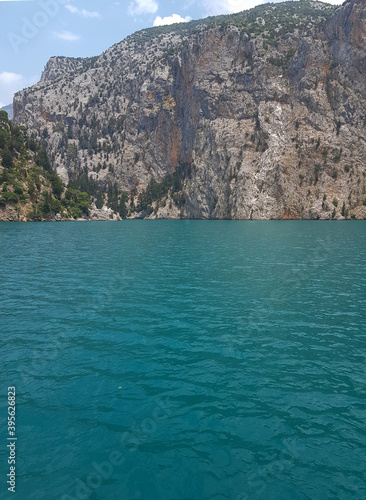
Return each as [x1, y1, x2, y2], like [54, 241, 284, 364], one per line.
[0, 221, 365, 499]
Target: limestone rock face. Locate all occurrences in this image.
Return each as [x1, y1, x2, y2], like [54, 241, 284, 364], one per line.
[325, 0, 366, 89]
[13, 0, 366, 219]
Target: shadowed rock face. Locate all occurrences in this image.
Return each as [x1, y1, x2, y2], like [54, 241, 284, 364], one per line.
[13, 0, 366, 219]
[325, 0, 366, 87]
[0, 104, 13, 120]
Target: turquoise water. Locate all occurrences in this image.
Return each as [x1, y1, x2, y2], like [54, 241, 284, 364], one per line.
[0, 221, 365, 500]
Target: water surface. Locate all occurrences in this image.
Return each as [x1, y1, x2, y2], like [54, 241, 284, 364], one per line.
[0, 221, 365, 499]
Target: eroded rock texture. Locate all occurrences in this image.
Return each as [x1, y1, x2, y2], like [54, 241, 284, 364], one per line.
[13, 0, 366, 219]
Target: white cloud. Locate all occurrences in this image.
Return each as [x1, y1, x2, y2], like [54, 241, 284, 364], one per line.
[128, 0, 158, 16]
[53, 30, 80, 41]
[153, 13, 191, 27]
[202, 0, 264, 15]
[65, 4, 101, 19]
[0, 72, 23, 86]
[65, 4, 78, 13]
[0, 72, 39, 107]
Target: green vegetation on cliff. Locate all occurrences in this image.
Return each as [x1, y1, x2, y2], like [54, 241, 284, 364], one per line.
[137, 172, 185, 216]
[12, 0, 366, 220]
[0, 111, 91, 220]
[130, 1, 337, 48]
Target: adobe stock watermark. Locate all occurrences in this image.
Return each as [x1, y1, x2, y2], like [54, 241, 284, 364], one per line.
[7, 0, 68, 54]
[60, 397, 176, 500]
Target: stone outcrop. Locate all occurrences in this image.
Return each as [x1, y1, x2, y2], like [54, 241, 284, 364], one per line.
[13, 0, 366, 219]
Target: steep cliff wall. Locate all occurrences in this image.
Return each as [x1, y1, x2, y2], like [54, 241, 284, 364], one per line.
[12, 0, 366, 219]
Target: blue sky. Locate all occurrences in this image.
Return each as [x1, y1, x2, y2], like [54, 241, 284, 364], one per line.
[0, 0, 342, 108]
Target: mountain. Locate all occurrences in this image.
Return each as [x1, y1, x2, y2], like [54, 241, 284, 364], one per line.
[1, 104, 13, 120]
[12, 0, 366, 220]
[0, 110, 110, 221]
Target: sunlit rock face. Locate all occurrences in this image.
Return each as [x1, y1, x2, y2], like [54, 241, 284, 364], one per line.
[13, 1, 366, 219]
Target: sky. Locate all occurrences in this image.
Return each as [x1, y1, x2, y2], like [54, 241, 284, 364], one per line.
[0, 0, 343, 108]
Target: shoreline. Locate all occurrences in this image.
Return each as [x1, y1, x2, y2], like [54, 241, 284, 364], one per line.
[0, 217, 364, 223]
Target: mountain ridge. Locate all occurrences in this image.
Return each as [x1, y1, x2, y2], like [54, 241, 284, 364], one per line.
[1, 104, 13, 120]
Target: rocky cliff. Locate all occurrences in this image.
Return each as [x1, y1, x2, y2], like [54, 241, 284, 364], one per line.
[0, 110, 108, 222]
[12, 0, 366, 220]
[1, 104, 13, 120]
